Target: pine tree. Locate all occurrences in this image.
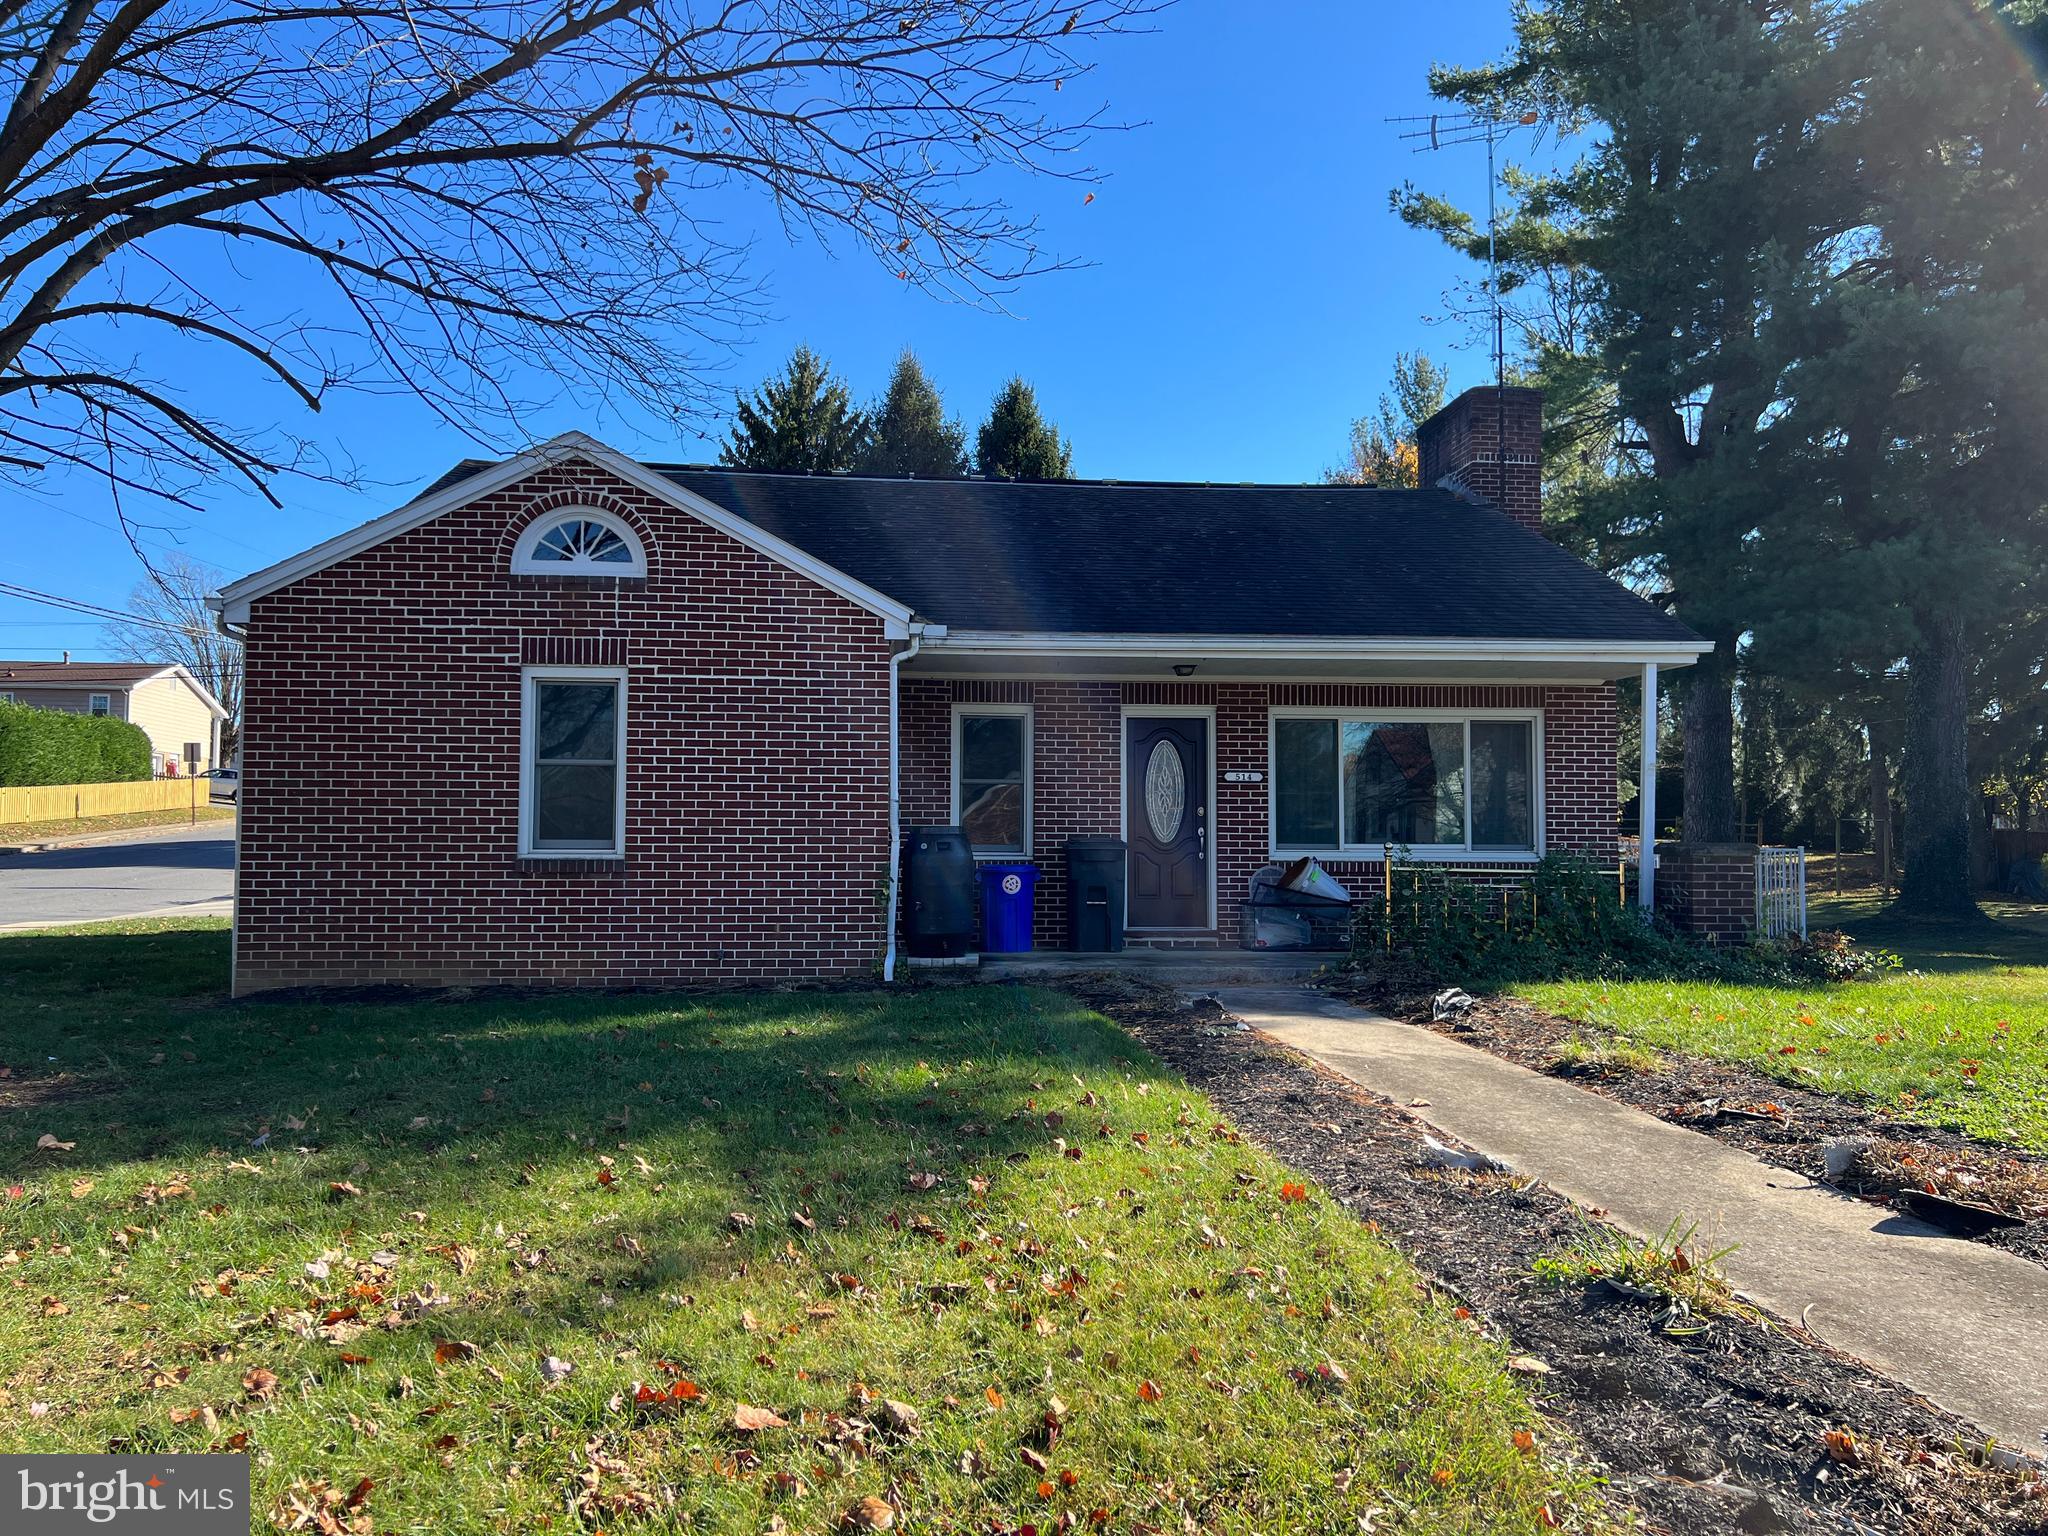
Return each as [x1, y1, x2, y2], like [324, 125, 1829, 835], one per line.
[1750, 0, 2048, 917]
[1413, 0, 1861, 844]
[720, 345, 867, 472]
[974, 378, 1073, 479]
[858, 350, 969, 477]
[1325, 352, 1448, 488]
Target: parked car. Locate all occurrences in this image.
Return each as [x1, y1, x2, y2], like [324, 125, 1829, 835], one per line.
[201, 767, 240, 805]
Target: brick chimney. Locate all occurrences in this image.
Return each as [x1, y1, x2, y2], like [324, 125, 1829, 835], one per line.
[1414, 385, 1544, 535]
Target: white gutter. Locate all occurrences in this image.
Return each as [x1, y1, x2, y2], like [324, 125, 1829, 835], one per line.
[920, 631, 1712, 666]
[881, 623, 927, 982]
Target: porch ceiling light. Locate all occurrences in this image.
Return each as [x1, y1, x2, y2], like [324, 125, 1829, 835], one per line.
[1173, 663, 1197, 677]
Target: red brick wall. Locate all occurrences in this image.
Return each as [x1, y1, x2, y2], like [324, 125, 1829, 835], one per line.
[1655, 844, 1758, 944]
[1416, 386, 1545, 535]
[905, 677, 1621, 948]
[235, 458, 894, 994]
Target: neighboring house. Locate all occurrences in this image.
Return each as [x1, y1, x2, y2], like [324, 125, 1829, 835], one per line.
[0, 660, 228, 776]
[210, 386, 1711, 996]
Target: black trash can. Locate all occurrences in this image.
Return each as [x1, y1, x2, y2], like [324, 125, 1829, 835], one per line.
[1064, 836, 1127, 952]
[902, 826, 976, 958]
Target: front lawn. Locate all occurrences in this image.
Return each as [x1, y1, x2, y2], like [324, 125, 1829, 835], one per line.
[1518, 901, 2048, 1152]
[1, 919, 1574, 1535]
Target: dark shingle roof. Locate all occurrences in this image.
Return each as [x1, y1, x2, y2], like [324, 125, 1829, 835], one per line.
[0, 661, 170, 686]
[648, 469, 1697, 644]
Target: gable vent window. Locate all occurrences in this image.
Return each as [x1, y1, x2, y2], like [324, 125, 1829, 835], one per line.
[511, 510, 647, 577]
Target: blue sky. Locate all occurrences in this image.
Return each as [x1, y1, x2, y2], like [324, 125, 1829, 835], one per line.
[9, 0, 1524, 662]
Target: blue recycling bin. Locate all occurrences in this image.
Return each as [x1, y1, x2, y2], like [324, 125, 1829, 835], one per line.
[976, 862, 1039, 953]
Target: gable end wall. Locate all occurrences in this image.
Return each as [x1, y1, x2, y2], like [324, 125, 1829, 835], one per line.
[234, 460, 893, 993]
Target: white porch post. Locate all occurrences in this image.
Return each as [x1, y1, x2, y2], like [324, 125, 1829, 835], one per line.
[1637, 662, 1658, 909]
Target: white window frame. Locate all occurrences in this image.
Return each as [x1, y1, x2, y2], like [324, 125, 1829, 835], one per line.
[951, 702, 1033, 858]
[0, 692, 14, 704]
[87, 692, 111, 716]
[519, 665, 628, 859]
[510, 509, 648, 577]
[1267, 707, 1544, 862]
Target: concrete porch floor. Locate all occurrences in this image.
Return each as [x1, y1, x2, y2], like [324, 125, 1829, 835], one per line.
[977, 949, 1334, 985]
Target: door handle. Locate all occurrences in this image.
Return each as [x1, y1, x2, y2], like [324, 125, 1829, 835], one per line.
[1197, 822, 1206, 860]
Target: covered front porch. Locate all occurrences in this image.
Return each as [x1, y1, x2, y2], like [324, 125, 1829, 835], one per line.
[893, 633, 1692, 957]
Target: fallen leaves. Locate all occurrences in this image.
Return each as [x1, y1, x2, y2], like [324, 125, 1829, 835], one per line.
[1279, 1181, 1308, 1203]
[326, 1181, 362, 1201]
[1824, 1427, 1860, 1465]
[1135, 1379, 1163, 1403]
[242, 1367, 281, 1401]
[432, 1339, 479, 1365]
[842, 1495, 895, 1530]
[540, 1355, 575, 1384]
[732, 1403, 788, 1432]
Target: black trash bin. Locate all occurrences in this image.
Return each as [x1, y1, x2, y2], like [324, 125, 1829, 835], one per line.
[1064, 836, 1127, 952]
[902, 826, 976, 958]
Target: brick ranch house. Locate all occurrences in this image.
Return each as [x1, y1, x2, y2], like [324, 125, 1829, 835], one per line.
[209, 386, 1713, 996]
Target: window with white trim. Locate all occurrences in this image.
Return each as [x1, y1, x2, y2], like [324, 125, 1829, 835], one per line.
[87, 693, 111, 716]
[520, 668, 626, 856]
[511, 510, 647, 576]
[953, 705, 1031, 855]
[1271, 711, 1537, 856]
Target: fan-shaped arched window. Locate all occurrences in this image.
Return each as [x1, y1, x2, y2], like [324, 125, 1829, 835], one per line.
[511, 510, 647, 576]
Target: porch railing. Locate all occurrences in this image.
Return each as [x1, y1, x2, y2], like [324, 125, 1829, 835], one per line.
[1757, 845, 1808, 940]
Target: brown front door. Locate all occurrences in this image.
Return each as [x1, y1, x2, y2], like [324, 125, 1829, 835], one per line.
[1125, 716, 1208, 929]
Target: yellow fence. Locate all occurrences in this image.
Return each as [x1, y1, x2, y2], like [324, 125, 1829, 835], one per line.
[0, 777, 206, 825]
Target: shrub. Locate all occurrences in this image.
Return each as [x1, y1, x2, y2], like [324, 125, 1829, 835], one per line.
[1346, 850, 1890, 989]
[0, 700, 152, 786]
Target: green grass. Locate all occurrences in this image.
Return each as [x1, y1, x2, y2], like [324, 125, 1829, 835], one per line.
[1, 919, 1578, 1535]
[1519, 898, 2048, 1151]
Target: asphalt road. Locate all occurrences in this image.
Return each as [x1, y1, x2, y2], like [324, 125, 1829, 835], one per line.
[0, 822, 235, 931]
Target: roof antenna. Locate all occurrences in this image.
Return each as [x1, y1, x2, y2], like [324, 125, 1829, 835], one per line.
[1387, 104, 1543, 460]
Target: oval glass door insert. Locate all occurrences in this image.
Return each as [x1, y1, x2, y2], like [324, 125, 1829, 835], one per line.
[1144, 741, 1186, 842]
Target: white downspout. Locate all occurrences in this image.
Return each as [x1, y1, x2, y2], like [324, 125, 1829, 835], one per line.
[1638, 661, 1658, 909]
[882, 624, 926, 982]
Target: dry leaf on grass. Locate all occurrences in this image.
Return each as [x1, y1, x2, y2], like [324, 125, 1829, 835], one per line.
[842, 1495, 895, 1531]
[732, 1403, 787, 1432]
[243, 1367, 280, 1401]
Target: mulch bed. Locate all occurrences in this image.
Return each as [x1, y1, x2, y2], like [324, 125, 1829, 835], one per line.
[1338, 985, 2048, 1273]
[1046, 972, 2048, 1536]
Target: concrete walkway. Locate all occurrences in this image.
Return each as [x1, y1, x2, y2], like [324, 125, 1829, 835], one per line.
[1216, 986, 2048, 1451]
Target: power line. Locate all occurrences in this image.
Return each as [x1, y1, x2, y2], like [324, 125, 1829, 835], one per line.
[0, 580, 209, 638]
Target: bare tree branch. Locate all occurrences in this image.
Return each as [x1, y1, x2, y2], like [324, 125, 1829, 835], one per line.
[3, 0, 1163, 533]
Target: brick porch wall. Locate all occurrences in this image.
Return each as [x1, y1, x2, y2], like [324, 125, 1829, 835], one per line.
[235, 458, 894, 994]
[904, 678, 1622, 949]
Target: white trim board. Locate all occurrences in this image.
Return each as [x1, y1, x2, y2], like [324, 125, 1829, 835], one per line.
[209, 433, 918, 634]
[923, 631, 1710, 667]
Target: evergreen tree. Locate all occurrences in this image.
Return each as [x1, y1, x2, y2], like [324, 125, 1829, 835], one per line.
[859, 350, 969, 477]
[1411, 0, 1863, 844]
[720, 345, 867, 472]
[1751, 0, 2048, 916]
[974, 378, 1073, 479]
[1325, 351, 1448, 488]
